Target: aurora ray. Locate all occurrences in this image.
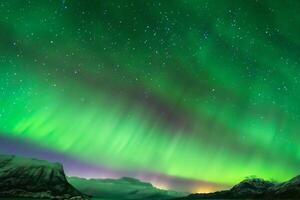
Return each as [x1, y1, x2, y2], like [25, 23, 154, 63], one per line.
[1, 0, 300, 193]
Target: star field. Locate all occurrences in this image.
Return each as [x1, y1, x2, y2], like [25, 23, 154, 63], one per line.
[0, 0, 300, 193]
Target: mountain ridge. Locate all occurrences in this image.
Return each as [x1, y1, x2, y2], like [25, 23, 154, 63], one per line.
[174, 176, 300, 199]
[68, 176, 187, 200]
[0, 154, 89, 199]
[2, 153, 300, 199]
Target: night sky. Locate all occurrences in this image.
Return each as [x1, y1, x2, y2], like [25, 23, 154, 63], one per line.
[1, 0, 300, 193]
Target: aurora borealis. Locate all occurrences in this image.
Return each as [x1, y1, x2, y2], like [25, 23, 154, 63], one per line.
[1, 0, 300, 193]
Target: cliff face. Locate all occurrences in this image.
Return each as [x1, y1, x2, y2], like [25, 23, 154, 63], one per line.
[0, 154, 88, 199]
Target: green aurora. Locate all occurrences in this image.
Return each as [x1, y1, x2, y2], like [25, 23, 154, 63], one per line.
[0, 0, 300, 192]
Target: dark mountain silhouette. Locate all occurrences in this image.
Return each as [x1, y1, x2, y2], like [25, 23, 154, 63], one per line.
[0, 154, 89, 199]
[68, 176, 187, 200]
[175, 176, 300, 199]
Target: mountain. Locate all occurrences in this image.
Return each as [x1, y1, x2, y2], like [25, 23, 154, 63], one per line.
[0, 154, 89, 199]
[4, 153, 300, 199]
[267, 175, 300, 198]
[68, 176, 186, 200]
[175, 176, 300, 199]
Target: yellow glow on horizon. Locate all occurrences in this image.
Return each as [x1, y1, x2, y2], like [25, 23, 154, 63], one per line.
[194, 185, 220, 193]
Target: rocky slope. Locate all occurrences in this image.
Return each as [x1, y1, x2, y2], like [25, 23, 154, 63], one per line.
[0, 154, 89, 199]
[175, 176, 300, 199]
[68, 176, 186, 200]
[267, 175, 300, 198]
